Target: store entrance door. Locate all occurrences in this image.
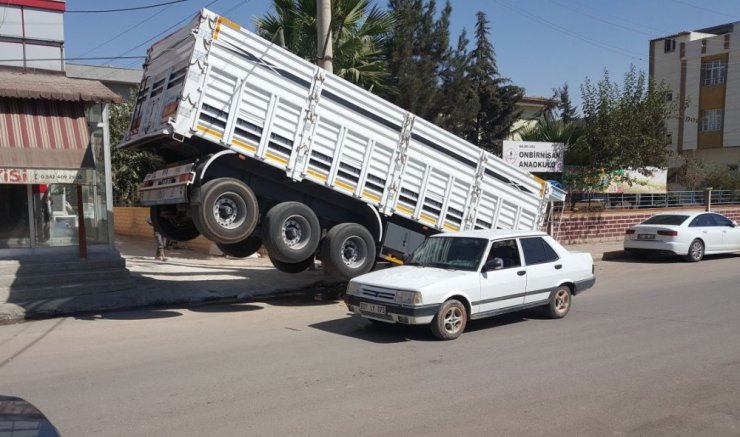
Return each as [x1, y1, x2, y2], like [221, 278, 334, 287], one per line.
[0, 185, 31, 249]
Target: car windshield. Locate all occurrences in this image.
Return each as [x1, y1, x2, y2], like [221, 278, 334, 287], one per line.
[406, 237, 488, 271]
[642, 215, 689, 225]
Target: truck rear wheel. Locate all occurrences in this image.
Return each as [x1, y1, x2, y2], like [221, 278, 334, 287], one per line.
[217, 235, 262, 258]
[262, 202, 321, 263]
[191, 178, 259, 245]
[269, 255, 314, 273]
[150, 205, 200, 241]
[320, 223, 376, 280]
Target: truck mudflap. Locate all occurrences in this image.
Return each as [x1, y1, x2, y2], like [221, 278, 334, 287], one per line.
[139, 163, 196, 205]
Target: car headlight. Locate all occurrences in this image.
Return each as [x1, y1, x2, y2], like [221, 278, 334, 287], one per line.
[346, 281, 361, 295]
[395, 290, 423, 305]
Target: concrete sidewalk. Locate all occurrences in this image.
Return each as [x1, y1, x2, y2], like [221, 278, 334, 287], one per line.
[0, 236, 629, 323]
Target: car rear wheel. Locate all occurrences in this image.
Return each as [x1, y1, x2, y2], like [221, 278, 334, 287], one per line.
[685, 239, 704, 262]
[546, 285, 572, 319]
[430, 299, 467, 340]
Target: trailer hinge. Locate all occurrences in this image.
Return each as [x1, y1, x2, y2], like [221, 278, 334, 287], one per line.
[463, 151, 488, 230]
[289, 68, 326, 181]
[382, 112, 415, 215]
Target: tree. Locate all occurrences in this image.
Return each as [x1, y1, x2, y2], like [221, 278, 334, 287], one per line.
[109, 97, 162, 205]
[466, 11, 523, 154]
[433, 28, 479, 136]
[254, 0, 394, 92]
[570, 65, 675, 191]
[551, 83, 577, 122]
[518, 116, 583, 148]
[384, 0, 453, 120]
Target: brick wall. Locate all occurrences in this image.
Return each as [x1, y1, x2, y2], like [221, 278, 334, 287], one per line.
[114, 207, 215, 254]
[553, 206, 740, 244]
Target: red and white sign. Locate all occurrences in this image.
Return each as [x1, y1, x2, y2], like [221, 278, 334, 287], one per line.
[0, 168, 89, 184]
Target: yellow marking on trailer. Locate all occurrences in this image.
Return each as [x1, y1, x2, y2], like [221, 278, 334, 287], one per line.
[197, 124, 223, 138]
[384, 255, 404, 265]
[265, 153, 288, 165]
[335, 180, 355, 192]
[361, 191, 381, 202]
[220, 16, 240, 30]
[232, 139, 256, 152]
[420, 213, 437, 224]
[443, 223, 460, 232]
[396, 205, 413, 215]
[306, 169, 328, 181]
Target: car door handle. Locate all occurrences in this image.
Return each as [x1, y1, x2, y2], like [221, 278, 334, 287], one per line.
[517, 270, 526, 276]
[554, 264, 562, 270]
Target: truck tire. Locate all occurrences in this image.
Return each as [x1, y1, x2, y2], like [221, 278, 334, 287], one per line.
[262, 202, 321, 263]
[269, 255, 314, 273]
[191, 178, 259, 244]
[320, 223, 376, 280]
[150, 205, 200, 241]
[217, 235, 262, 258]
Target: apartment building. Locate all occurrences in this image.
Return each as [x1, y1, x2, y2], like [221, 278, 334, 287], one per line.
[650, 22, 740, 170]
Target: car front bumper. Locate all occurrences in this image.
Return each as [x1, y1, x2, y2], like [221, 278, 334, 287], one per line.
[345, 294, 439, 325]
[623, 238, 690, 256]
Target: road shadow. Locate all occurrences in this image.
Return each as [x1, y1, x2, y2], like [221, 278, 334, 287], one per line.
[464, 310, 542, 334]
[310, 314, 437, 343]
[603, 252, 740, 264]
[75, 309, 183, 321]
[187, 303, 263, 313]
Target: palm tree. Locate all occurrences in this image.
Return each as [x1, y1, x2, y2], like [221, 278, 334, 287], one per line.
[254, 0, 394, 93]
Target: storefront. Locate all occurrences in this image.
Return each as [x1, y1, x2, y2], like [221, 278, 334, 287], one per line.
[0, 69, 121, 257]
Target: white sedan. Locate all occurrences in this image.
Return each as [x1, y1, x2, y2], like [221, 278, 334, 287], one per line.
[624, 212, 740, 262]
[344, 230, 595, 340]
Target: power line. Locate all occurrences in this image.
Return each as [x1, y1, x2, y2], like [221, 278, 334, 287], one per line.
[67, 0, 188, 14]
[670, 0, 739, 19]
[0, 56, 145, 61]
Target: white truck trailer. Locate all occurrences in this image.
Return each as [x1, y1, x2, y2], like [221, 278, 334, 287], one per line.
[119, 9, 565, 279]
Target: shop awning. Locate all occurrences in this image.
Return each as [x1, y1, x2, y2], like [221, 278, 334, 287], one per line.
[0, 69, 122, 103]
[0, 98, 94, 171]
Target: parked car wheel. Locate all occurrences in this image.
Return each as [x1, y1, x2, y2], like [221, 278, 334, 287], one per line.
[430, 299, 467, 340]
[217, 235, 262, 258]
[191, 178, 259, 244]
[262, 202, 320, 263]
[320, 223, 376, 280]
[685, 239, 704, 262]
[150, 205, 200, 241]
[269, 255, 314, 273]
[546, 285, 571, 319]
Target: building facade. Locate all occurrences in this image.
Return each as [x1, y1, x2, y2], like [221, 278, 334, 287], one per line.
[650, 22, 740, 169]
[0, 0, 121, 258]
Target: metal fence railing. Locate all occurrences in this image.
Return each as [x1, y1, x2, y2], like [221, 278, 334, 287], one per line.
[565, 190, 740, 210]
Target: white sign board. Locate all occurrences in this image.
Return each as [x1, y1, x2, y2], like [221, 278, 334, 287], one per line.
[0, 168, 90, 185]
[502, 141, 564, 172]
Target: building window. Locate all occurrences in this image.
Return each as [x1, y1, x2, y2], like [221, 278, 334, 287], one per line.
[701, 59, 727, 86]
[665, 92, 673, 102]
[699, 109, 722, 132]
[664, 38, 676, 53]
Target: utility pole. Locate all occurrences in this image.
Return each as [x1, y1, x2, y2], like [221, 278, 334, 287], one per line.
[317, 0, 333, 73]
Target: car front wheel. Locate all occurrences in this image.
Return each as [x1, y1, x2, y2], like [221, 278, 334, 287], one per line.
[430, 299, 467, 340]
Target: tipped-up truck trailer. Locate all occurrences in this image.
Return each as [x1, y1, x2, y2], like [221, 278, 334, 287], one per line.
[119, 9, 566, 279]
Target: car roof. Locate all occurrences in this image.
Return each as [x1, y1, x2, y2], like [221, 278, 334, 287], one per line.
[432, 229, 548, 240]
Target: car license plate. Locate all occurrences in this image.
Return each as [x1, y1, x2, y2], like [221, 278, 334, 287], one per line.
[360, 302, 386, 315]
[637, 234, 655, 240]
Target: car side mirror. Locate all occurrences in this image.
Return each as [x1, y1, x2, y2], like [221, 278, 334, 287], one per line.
[483, 257, 504, 272]
[731, 221, 738, 228]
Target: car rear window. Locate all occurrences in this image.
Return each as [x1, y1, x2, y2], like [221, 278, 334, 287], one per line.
[641, 215, 689, 225]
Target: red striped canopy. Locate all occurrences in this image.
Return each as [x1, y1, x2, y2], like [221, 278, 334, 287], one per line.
[0, 98, 93, 170]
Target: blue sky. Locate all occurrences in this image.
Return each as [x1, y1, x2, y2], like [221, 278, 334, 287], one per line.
[65, 0, 740, 111]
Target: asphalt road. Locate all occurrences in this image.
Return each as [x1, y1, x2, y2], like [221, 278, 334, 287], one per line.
[1, 254, 739, 437]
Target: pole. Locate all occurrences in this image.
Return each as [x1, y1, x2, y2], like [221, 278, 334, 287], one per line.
[317, 0, 333, 73]
[76, 184, 87, 259]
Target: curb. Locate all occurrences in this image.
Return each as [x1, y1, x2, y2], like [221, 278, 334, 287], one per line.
[601, 250, 631, 261]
